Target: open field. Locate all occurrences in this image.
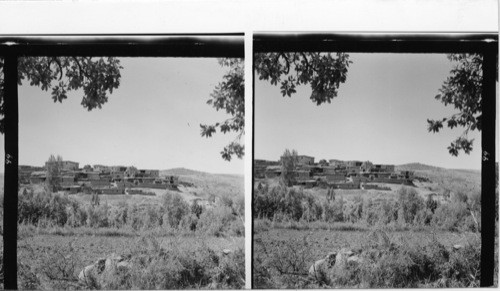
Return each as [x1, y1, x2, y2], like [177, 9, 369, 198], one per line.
[253, 223, 481, 288]
[16, 231, 244, 289]
[254, 226, 478, 261]
[11, 168, 245, 290]
[253, 165, 487, 288]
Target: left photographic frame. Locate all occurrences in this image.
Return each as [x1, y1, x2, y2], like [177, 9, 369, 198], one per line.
[0, 35, 245, 290]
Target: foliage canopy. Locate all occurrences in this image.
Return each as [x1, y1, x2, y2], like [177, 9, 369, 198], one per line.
[427, 54, 484, 156]
[200, 58, 244, 161]
[255, 52, 352, 105]
[255, 52, 488, 156]
[0, 57, 122, 133]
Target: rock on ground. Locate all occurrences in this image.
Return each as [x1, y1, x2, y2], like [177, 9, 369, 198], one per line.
[78, 253, 132, 288]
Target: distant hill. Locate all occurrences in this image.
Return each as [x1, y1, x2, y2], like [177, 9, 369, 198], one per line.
[161, 167, 212, 177]
[160, 167, 244, 198]
[396, 163, 445, 172]
[160, 167, 242, 178]
[397, 162, 481, 195]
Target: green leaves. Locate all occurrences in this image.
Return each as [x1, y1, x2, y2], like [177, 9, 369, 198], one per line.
[0, 57, 122, 134]
[279, 76, 296, 97]
[255, 52, 351, 105]
[426, 119, 445, 133]
[431, 54, 484, 156]
[200, 124, 217, 138]
[447, 137, 474, 157]
[221, 142, 244, 161]
[201, 58, 245, 161]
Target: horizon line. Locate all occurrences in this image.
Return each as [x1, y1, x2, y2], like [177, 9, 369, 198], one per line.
[253, 157, 483, 171]
[11, 164, 244, 177]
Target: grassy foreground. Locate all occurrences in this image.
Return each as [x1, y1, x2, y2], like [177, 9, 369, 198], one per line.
[252, 179, 491, 288]
[2, 184, 245, 290]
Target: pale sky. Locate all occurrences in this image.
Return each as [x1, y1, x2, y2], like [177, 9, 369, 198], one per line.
[255, 53, 483, 170]
[10, 57, 244, 175]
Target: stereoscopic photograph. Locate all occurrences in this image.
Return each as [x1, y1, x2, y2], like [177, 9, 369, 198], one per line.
[0, 36, 245, 289]
[252, 35, 496, 288]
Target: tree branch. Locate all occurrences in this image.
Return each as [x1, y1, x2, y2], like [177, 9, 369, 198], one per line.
[279, 53, 290, 75]
[71, 57, 90, 79]
[52, 57, 64, 80]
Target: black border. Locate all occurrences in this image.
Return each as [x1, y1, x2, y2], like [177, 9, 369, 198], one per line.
[252, 32, 497, 288]
[0, 34, 244, 290]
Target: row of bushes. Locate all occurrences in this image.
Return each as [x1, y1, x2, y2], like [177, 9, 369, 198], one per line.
[253, 184, 481, 232]
[17, 189, 244, 237]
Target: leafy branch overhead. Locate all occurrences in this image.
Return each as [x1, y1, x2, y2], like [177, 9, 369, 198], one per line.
[254, 52, 352, 105]
[427, 54, 483, 156]
[0, 57, 122, 133]
[201, 58, 244, 161]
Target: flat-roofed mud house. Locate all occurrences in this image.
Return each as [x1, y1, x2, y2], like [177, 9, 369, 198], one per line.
[254, 159, 280, 178]
[93, 164, 109, 172]
[254, 152, 414, 189]
[29, 171, 46, 184]
[296, 155, 315, 165]
[22, 160, 178, 194]
[264, 165, 282, 178]
[296, 170, 311, 180]
[19, 165, 44, 184]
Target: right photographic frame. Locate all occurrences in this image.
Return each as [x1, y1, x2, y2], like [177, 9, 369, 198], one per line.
[252, 33, 497, 288]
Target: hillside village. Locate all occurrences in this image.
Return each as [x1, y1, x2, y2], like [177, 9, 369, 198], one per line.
[255, 154, 415, 189]
[19, 160, 179, 194]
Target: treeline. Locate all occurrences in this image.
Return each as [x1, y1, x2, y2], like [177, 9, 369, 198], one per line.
[253, 184, 481, 232]
[15, 189, 244, 237]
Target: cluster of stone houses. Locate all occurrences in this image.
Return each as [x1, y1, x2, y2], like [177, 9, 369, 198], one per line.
[255, 154, 414, 189]
[20, 160, 178, 194]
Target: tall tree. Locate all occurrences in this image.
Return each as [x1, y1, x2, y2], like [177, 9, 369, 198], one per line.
[45, 154, 63, 192]
[201, 58, 244, 161]
[280, 149, 298, 186]
[0, 57, 122, 133]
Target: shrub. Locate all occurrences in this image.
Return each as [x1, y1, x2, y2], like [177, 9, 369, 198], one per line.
[397, 187, 424, 224]
[65, 203, 87, 227]
[197, 205, 236, 237]
[127, 204, 144, 230]
[254, 185, 309, 221]
[18, 189, 78, 226]
[331, 233, 481, 288]
[100, 237, 245, 289]
[432, 201, 470, 231]
[301, 195, 322, 222]
[362, 198, 379, 226]
[343, 197, 363, 223]
[162, 193, 190, 229]
[85, 203, 110, 228]
[143, 204, 163, 228]
[414, 208, 433, 226]
[190, 200, 203, 218]
[375, 199, 398, 225]
[180, 213, 199, 232]
[321, 199, 336, 222]
[108, 203, 128, 228]
[425, 195, 438, 213]
[321, 195, 344, 222]
[254, 234, 313, 288]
